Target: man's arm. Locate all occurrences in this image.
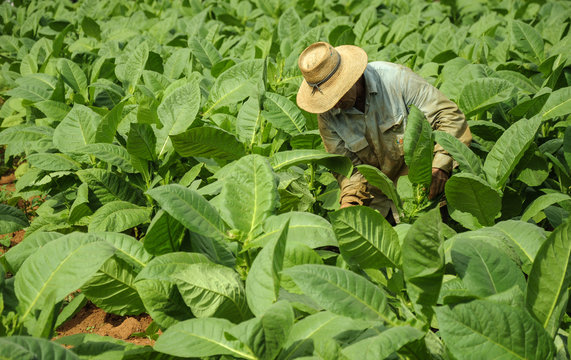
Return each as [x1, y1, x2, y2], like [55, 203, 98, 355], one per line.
[317, 114, 370, 207]
[400, 67, 472, 199]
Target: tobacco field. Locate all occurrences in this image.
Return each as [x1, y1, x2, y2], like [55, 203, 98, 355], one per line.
[0, 0, 570, 358]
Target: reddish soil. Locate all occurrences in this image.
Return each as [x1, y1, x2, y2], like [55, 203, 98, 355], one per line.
[56, 302, 158, 346]
[0, 173, 15, 185]
[0, 230, 25, 255]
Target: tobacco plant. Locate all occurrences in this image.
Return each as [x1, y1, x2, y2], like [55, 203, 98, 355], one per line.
[0, 0, 570, 359]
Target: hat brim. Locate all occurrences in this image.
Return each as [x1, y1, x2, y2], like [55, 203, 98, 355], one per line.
[296, 45, 368, 114]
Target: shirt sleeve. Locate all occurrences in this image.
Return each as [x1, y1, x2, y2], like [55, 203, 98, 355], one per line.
[400, 67, 472, 174]
[318, 114, 371, 206]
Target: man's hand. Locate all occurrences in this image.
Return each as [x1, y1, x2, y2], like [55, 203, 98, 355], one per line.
[429, 167, 449, 200]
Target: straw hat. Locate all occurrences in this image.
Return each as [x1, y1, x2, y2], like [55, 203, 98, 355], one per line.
[296, 42, 368, 114]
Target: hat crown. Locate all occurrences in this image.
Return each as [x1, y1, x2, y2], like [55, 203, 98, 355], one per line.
[298, 42, 340, 85]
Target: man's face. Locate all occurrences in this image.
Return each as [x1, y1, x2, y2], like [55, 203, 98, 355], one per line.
[333, 81, 358, 110]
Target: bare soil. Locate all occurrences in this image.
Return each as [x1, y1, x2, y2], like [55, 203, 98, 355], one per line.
[56, 302, 157, 346]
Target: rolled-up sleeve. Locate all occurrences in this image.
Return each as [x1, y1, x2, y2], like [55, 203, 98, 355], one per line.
[318, 114, 371, 206]
[400, 68, 472, 174]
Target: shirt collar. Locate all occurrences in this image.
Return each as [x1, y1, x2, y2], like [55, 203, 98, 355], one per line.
[363, 65, 378, 95]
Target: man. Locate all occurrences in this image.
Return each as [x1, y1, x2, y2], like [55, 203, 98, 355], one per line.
[296, 42, 471, 220]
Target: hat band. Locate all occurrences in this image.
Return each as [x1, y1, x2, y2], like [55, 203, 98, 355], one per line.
[306, 51, 341, 95]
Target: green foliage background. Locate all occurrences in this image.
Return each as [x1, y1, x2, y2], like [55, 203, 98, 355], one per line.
[0, 0, 570, 359]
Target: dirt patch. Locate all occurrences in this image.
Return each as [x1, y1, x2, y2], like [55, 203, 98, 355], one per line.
[0, 229, 25, 255]
[0, 173, 15, 185]
[56, 302, 157, 346]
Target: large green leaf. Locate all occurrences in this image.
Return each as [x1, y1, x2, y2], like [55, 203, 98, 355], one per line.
[171, 127, 245, 161]
[0, 126, 53, 146]
[5, 73, 57, 103]
[425, 27, 457, 63]
[146, 184, 228, 242]
[526, 219, 571, 338]
[279, 311, 372, 360]
[81, 233, 151, 315]
[94, 101, 125, 144]
[354, 6, 377, 44]
[342, 326, 425, 360]
[270, 150, 352, 178]
[521, 193, 571, 222]
[77, 168, 145, 205]
[143, 210, 185, 255]
[511, 20, 544, 64]
[27, 153, 81, 171]
[81, 255, 146, 315]
[217, 154, 279, 240]
[93, 232, 153, 271]
[2, 232, 62, 274]
[451, 237, 525, 298]
[0, 204, 29, 235]
[236, 96, 262, 146]
[174, 262, 251, 322]
[493, 70, 540, 95]
[402, 208, 445, 319]
[445, 173, 501, 227]
[190, 232, 236, 268]
[0, 336, 79, 360]
[403, 105, 433, 185]
[116, 41, 148, 93]
[246, 212, 337, 250]
[330, 206, 402, 269]
[280, 242, 324, 294]
[227, 301, 294, 360]
[87, 201, 151, 233]
[134, 253, 208, 328]
[163, 48, 191, 80]
[262, 92, 306, 135]
[278, 8, 303, 42]
[458, 78, 514, 117]
[436, 300, 554, 360]
[493, 220, 547, 274]
[81, 16, 101, 40]
[14, 233, 115, 322]
[154, 318, 255, 359]
[204, 59, 264, 116]
[246, 221, 288, 316]
[53, 104, 100, 153]
[79, 143, 135, 173]
[188, 37, 221, 69]
[284, 264, 398, 325]
[156, 80, 201, 158]
[483, 116, 542, 190]
[356, 164, 402, 209]
[127, 122, 157, 161]
[69, 182, 92, 224]
[433, 131, 483, 176]
[57, 58, 88, 100]
[540, 87, 571, 121]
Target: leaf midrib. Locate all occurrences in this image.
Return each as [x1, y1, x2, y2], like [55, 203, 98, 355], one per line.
[176, 329, 256, 360]
[160, 188, 227, 241]
[337, 219, 396, 268]
[446, 311, 528, 359]
[297, 268, 397, 326]
[20, 241, 108, 321]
